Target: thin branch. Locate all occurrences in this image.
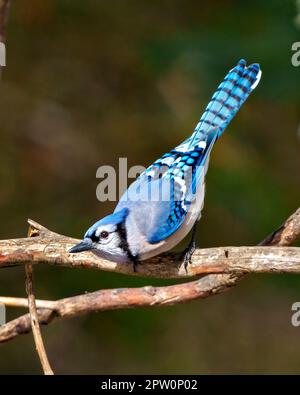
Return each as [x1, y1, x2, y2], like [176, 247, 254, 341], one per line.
[24, 224, 54, 374]
[0, 296, 57, 310]
[0, 0, 54, 370]
[25, 263, 54, 375]
[0, 273, 240, 343]
[0, 208, 299, 343]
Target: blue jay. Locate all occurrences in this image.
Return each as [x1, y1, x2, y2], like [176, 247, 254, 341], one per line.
[70, 59, 261, 269]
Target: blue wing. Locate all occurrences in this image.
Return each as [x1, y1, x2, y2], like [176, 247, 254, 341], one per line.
[116, 59, 261, 244]
[116, 129, 217, 243]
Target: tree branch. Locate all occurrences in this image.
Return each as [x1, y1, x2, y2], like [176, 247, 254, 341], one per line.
[0, 208, 299, 343]
[0, 210, 299, 277]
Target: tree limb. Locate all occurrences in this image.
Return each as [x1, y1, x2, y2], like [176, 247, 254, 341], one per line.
[0, 209, 298, 278]
[0, 208, 299, 343]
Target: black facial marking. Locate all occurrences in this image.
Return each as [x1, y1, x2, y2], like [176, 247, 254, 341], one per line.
[90, 232, 99, 243]
[117, 220, 139, 263]
[90, 230, 110, 243]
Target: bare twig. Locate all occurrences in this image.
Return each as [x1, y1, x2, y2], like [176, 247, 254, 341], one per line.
[25, 264, 54, 375]
[24, 222, 54, 374]
[0, 0, 54, 372]
[0, 208, 299, 343]
[0, 296, 57, 310]
[0, 273, 241, 343]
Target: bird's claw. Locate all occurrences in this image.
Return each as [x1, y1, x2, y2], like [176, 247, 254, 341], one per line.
[182, 241, 196, 272]
[132, 259, 140, 273]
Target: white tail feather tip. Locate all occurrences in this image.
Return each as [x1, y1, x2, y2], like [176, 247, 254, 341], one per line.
[251, 69, 262, 90]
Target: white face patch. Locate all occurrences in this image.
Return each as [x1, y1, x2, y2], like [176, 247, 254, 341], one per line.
[93, 228, 128, 262]
[97, 231, 120, 247]
[95, 224, 116, 238]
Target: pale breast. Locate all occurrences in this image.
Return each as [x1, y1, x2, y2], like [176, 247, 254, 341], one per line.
[138, 181, 206, 260]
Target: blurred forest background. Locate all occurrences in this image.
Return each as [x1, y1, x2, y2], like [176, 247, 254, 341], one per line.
[0, 0, 299, 374]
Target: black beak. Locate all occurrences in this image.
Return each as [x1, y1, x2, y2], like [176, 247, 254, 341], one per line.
[69, 239, 94, 253]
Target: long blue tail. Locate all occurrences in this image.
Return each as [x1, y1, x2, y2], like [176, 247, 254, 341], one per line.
[186, 59, 261, 149]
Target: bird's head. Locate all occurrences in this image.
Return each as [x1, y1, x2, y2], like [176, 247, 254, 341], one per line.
[69, 208, 130, 262]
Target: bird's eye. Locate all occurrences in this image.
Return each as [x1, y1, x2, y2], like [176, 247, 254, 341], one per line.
[100, 230, 109, 239]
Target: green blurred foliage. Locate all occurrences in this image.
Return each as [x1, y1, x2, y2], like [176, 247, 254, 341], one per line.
[0, 0, 299, 374]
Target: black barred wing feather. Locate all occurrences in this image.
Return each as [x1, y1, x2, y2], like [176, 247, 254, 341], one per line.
[116, 132, 217, 244]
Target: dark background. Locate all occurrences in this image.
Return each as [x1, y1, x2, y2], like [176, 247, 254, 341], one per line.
[0, 0, 299, 374]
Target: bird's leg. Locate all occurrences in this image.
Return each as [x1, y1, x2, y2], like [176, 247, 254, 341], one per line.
[182, 222, 198, 271]
[131, 256, 140, 273]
